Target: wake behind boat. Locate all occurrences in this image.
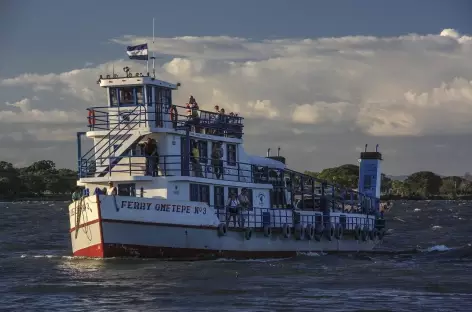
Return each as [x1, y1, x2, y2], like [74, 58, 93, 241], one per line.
[69, 47, 387, 259]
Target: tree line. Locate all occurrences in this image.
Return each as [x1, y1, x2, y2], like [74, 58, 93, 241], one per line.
[304, 164, 472, 199]
[2, 160, 471, 200]
[0, 160, 77, 200]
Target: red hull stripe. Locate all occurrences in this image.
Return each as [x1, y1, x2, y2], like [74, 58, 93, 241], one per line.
[73, 243, 367, 259]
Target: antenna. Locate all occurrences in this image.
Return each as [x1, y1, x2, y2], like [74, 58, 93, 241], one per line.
[152, 17, 156, 78]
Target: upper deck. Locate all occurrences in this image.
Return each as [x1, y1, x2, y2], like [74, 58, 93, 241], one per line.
[88, 71, 244, 140]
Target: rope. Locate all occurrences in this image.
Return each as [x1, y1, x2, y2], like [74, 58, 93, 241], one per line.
[74, 197, 92, 241]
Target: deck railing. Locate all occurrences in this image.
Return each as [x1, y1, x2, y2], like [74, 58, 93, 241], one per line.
[80, 154, 380, 212]
[86, 103, 244, 139]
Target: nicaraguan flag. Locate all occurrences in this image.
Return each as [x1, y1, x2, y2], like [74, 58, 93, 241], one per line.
[126, 44, 148, 60]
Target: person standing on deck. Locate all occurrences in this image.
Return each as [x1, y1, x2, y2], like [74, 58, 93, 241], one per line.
[211, 142, 223, 179]
[107, 182, 117, 195]
[144, 137, 158, 176]
[238, 188, 250, 228]
[190, 141, 203, 177]
[225, 191, 242, 228]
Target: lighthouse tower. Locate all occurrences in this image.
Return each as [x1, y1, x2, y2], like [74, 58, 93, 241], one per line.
[358, 144, 383, 211]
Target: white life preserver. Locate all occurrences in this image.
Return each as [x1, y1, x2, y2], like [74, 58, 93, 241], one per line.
[361, 226, 369, 242]
[314, 223, 324, 241]
[335, 224, 344, 240]
[369, 229, 375, 241]
[244, 227, 252, 240]
[263, 225, 272, 237]
[305, 224, 315, 240]
[324, 223, 334, 241]
[217, 223, 227, 237]
[294, 224, 305, 240]
[354, 225, 361, 240]
[282, 223, 291, 238]
[378, 228, 386, 240]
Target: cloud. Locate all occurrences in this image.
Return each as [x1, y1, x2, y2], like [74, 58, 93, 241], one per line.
[2, 28, 472, 173]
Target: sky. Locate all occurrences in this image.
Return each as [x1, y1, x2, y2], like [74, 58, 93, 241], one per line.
[1, 0, 472, 176]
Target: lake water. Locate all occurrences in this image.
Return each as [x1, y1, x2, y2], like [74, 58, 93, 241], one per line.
[1, 200, 471, 311]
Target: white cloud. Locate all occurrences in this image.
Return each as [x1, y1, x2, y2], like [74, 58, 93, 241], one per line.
[2, 28, 472, 141]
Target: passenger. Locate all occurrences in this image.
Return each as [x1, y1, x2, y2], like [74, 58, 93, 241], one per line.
[190, 141, 203, 177]
[216, 108, 227, 135]
[191, 100, 200, 133]
[71, 187, 82, 202]
[225, 191, 242, 228]
[144, 137, 158, 176]
[238, 188, 251, 227]
[107, 182, 117, 195]
[211, 142, 224, 179]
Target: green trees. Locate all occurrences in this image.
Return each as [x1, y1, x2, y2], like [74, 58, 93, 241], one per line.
[0, 160, 77, 199]
[305, 164, 472, 199]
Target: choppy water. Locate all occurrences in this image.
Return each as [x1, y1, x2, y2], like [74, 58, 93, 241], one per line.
[1, 200, 472, 311]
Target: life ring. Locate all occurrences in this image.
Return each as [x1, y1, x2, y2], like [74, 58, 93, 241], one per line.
[372, 228, 379, 240]
[282, 223, 291, 238]
[361, 226, 369, 242]
[368, 229, 375, 241]
[217, 223, 227, 237]
[244, 228, 252, 240]
[88, 110, 95, 126]
[324, 224, 334, 241]
[305, 224, 315, 240]
[378, 228, 386, 240]
[294, 224, 305, 240]
[314, 223, 324, 241]
[170, 105, 178, 126]
[334, 224, 344, 240]
[263, 225, 272, 237]
[354, 225, 361, 240]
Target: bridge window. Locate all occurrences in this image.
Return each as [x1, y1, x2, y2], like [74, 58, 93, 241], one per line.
[214, 186, 224, 209]
[190, 183, 210, 205]
[146, 86, 153, 105]
[110, 88, 118, 106]
[226, 144, 236, 166]
[119, 87, 134, 105]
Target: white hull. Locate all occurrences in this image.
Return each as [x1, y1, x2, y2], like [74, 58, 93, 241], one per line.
[69, 195, 380, 259]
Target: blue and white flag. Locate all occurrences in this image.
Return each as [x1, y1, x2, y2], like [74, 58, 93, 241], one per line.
[126, 44, 148, 60]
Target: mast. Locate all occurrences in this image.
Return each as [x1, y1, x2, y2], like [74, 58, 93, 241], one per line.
[152, 17, 156, 78]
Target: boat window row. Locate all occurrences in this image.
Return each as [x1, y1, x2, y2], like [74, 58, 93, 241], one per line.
[190, 183, 254, 210]
[109, 86, 171, 107]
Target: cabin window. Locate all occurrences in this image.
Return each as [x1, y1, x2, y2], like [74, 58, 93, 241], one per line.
[119, 87, 134, 105]
[110, 88, 118, 106]
[146, 86, 153, 105]
[270, 186, 285, 208]
[198, 141, 208, 164]
[214, 186, 224, 210]
[136, 87, 144, 104]
[118, 183, 136, 196]
[245, 188, 254, 210]
[190, 184, 210, 205]
[226, 144, 236, 166]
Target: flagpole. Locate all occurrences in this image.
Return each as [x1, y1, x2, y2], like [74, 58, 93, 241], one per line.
[152, 17, 156, 78]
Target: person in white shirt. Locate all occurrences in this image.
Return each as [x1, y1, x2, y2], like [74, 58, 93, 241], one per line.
[107, 182, 117, 196]
[225, 192, 242, 228]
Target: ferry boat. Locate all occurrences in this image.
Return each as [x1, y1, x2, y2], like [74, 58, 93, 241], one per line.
[69, 64, 387, 259]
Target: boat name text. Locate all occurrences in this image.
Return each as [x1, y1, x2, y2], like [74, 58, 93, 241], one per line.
[120, 201, 207, 214]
